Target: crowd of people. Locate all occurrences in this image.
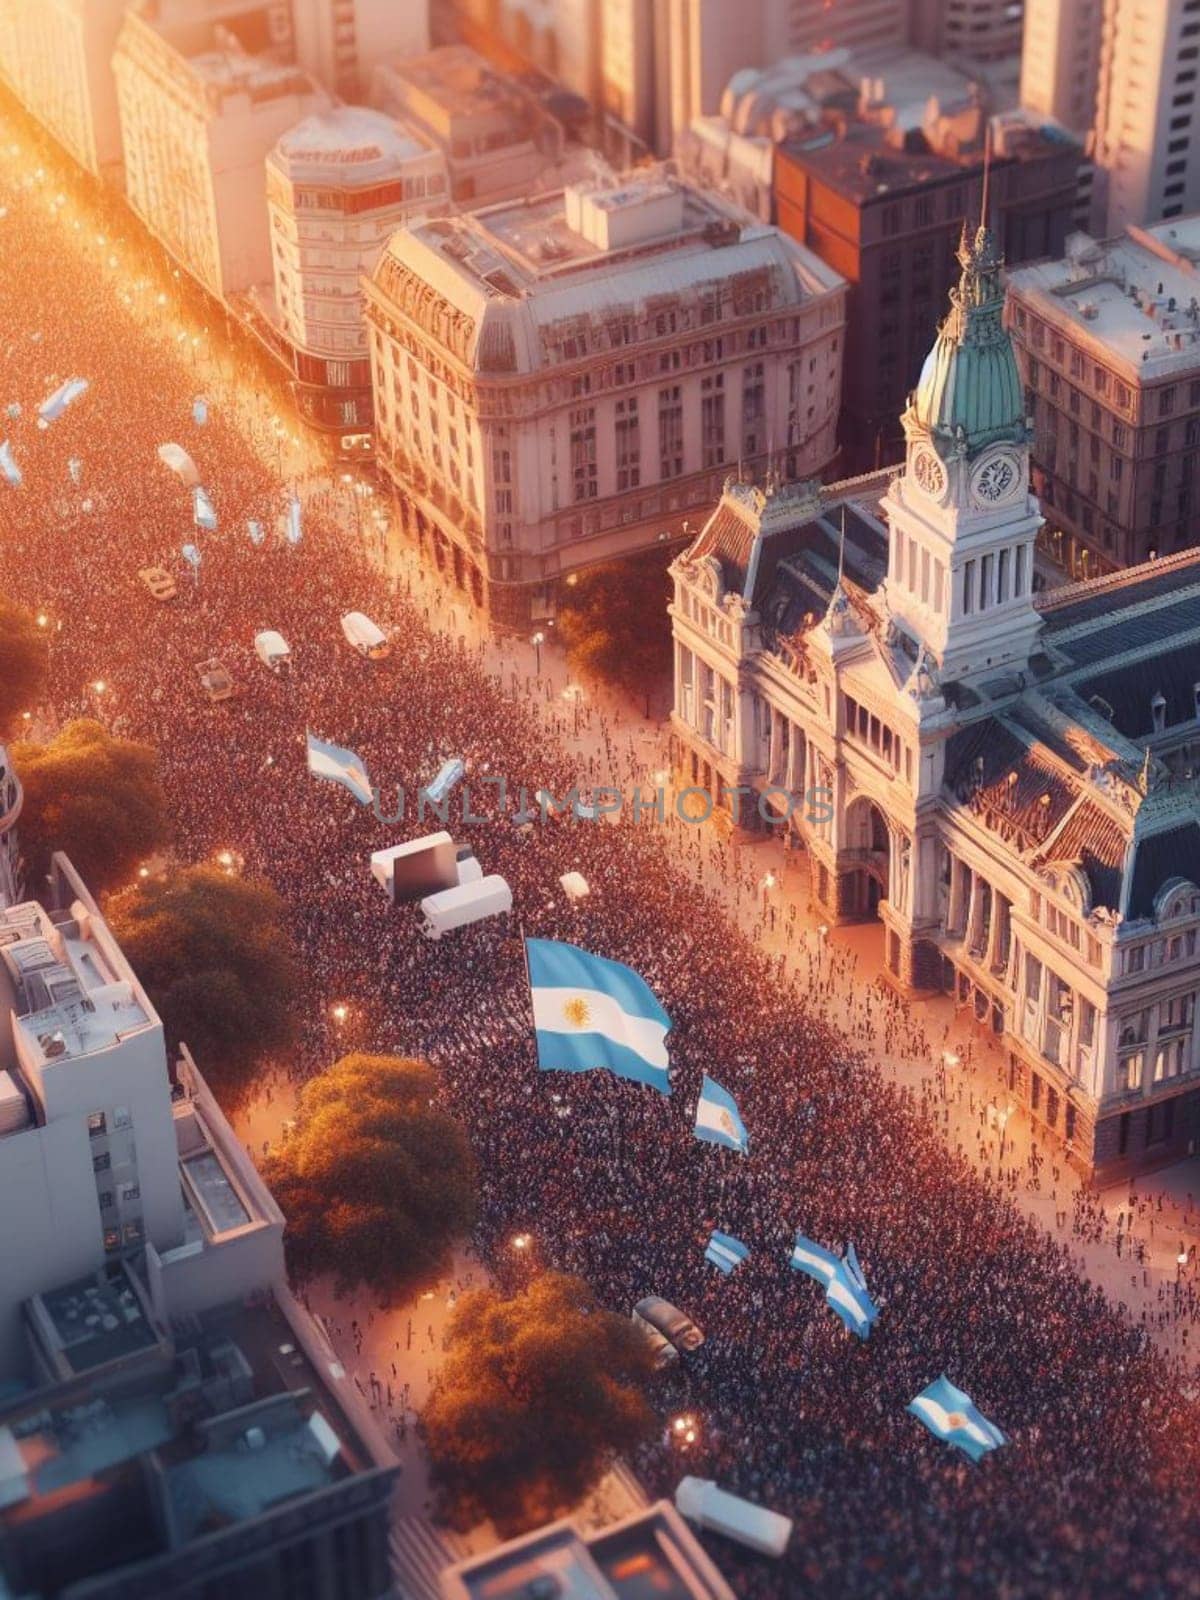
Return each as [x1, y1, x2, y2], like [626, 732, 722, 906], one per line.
[5, 106, 1200, 1599]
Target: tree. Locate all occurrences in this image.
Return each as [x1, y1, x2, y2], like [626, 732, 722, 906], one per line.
[105, 864, 299, 1102]
[264, 1054, 476, 1298]
[13, 719, 168, 893]
[0, 596, 48, 737]
[422, 1272, 658, 1535]
[558, 549, 674, 717]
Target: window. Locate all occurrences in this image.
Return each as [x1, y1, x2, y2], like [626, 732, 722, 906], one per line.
[742, 363, 765, 457]
[569, 407, 597, 501]
[93, 1151, 111, 1173]
[701, 373, 725, 468]
[615, 397, 639, 490]
[658, 386, 684, 480]
[88, 1111, 107, 1139]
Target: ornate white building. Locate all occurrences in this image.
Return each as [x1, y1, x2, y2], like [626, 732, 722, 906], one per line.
[671, 223, 1200, 1181]
[365, 168, 846, 627]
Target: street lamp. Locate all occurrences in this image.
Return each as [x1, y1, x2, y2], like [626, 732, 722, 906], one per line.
[996, 1102, 1013, 1166]
[531, 631, 545, 675]
[331, 1002, 348, 1026]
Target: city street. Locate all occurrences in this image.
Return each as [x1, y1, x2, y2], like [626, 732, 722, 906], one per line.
[6, 97, 1200, 1600]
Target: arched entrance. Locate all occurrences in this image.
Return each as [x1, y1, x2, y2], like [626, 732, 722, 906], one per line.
[842, 797, 890, 920]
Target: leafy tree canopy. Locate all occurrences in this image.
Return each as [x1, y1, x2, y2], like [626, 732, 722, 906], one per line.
[558, 549, 674, 715]
[0, 595, 48, 738]
[105, 863, 298, 1101]
[13, 719, 168, 894]
[422, 1272, 658, 1535]
[265, 1053, 476, 1298]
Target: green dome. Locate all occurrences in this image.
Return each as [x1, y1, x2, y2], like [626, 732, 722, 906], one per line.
[911, 224, 1026, 454]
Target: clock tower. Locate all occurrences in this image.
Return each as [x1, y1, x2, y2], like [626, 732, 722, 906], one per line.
[882, 221, 1043, 685]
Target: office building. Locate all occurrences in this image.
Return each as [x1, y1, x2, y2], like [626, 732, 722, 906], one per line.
[364, 168, 846, 627]
[1093, 0, 1200, 235]
[910, 0, 1025, 65]
[0, 0, 127, 178]
[775, 99, 1078, 469]
[114, 1, 329, 299]
[441, 1502, 736, 1599]
[293, 0, 430, 101]
[671, 220, 1200, 1182]
[1019, 0, 1104, 136]
[248, 107, 450, 432]
[1006, 219, 1200, 580]
[370, 44, 581, 210]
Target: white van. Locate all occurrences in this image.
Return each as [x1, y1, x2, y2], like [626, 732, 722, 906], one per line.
[419, 875, 511, 939]
[340, 611, 389, 660]
[674, 1479, 793, 1558]
[254, 630, 291, 671]
[456, 849, 483, 885]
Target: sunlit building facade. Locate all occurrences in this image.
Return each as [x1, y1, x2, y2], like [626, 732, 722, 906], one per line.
[0, 0, 127, 178]
[364, 169, 846, 626]
[256, 107, 449, 430]
[672, 223, 1200, 1182]
[114, 1, 328, 299]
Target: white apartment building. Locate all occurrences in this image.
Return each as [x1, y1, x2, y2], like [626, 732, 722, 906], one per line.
[0, 854, 285, 1373]
[114, 2, 329, 299]
[671, 222, 1200, 1182]
[293, 0, 430, 101]
[1093, 0, 1200, 234]
[364, 169, 846, 627]
[0, 0, 127, 178]
[261, 106, 449, 430]
[910, 0, 1024, 64]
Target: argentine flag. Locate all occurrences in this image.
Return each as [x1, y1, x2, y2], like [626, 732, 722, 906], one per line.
[38, 377, 88, 424]
[193, 485, 218, 530]
[0, 440, 21, 487]
[181, 542, 202, 570]
[525, 938, 672, 1094]
[908, 1376, 1007, 1463]
[790, 1233, 879, 1339]
[248, 519, 265, 546]
[694, 1074, 749, 1153]
[306, 731, 373, 806]
[285, 492, 303, 545]
[705, 1229, 749, 1275]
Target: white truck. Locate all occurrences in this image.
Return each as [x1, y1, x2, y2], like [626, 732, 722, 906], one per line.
[370, 832, 457, 903]
[340, 611, 389, 660]
[419, 875, 512, 939]
[253, 630, 291, 671]
[674, 1478, 793, 1558]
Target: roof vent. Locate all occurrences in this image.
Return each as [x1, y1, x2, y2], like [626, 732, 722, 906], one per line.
[1152, 691, 1167, 732]
[243, 1426, 267, 1451]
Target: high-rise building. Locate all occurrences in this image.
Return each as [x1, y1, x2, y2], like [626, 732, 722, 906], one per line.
[1006, 219, 1200, 580]
[0, 0, 128, 178]
[775, 103, 1078, 471]
[114, 0, 329, 299]
[292, 0, 430, 101]
[910, 0, 1025, 64]
[671, 224, 1200, 1182]
[365, 168, 846, 627]
[1019, 0, 1105, 135]
[0, 745, 21, 911]
[1093, 0, 1200, 234]
[251, 108, 450, 432]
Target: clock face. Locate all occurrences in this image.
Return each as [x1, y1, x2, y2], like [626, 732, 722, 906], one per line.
[912, 448, 946, 498]
[973, 453, 1020, 504]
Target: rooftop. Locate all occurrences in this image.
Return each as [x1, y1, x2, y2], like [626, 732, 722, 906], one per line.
[0, 1294, 390, 1596]
[441, 1502, 736, 1600]
[370, 168, 843, 374]
[0, 896, 152, 1073]
[34, 1265, 160, 1378]
[271, 106, 434, 186]
[1006, 219, 1200, 380]
[373, 44, 540, 134]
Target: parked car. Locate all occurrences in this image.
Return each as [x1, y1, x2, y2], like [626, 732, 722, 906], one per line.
[196, 658, 234, 702]
[632, 1297, 705, 1367]
[138, 565, 177, 601]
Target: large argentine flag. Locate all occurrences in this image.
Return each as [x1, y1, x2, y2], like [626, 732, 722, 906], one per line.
[705, 1229, 749, 1275]
[789, 1233, 841, 1286]
[694, 1074, 749, 1153]
[0, 440, 21, 487]
[526, 938, 671, 1094]
[306, 731, 373, 805]
[908, 1376, 1007, 1463]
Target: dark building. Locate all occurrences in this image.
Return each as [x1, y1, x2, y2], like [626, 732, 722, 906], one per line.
[775, 106, 1079, 472]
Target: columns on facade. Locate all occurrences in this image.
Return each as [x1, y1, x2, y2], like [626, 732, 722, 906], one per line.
[946, 852, 966, 936]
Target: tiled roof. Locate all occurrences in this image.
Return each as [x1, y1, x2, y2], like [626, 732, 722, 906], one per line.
[944, 719, 1082, 851]
[1076, 649, 1200, 741]
[1034, 799, 1128, 913]
[1129, 824, 1200, 920]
